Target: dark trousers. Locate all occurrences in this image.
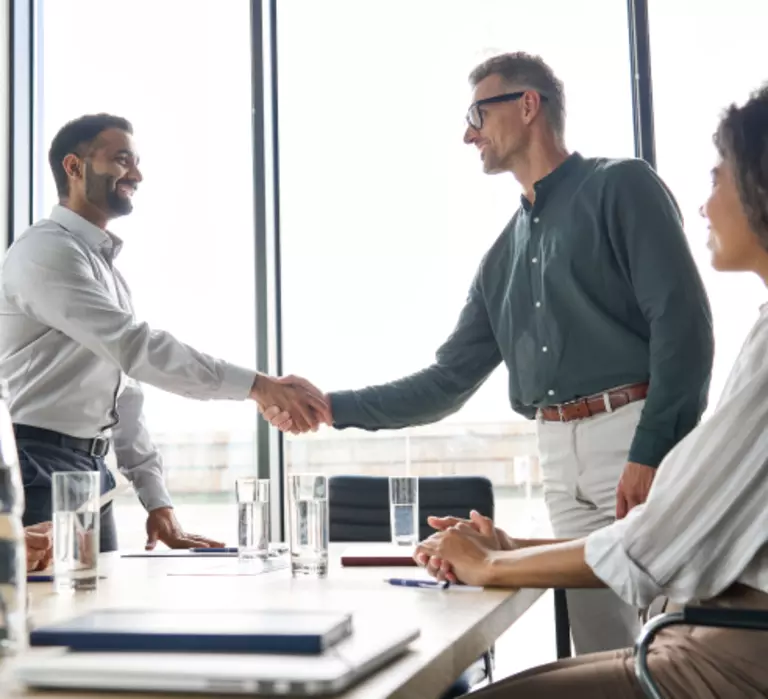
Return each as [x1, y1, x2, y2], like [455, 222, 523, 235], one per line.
[18, 439, 119, 553]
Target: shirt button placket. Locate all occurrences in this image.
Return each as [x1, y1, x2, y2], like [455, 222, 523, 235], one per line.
[531, 213, 550, 395]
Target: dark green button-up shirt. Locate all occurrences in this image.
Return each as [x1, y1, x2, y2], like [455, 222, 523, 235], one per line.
[331, 153, 714, 467]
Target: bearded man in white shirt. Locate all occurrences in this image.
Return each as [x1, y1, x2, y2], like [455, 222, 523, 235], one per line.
[0, 114, 329, 552]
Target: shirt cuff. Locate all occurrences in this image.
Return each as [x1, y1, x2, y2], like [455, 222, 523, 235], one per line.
[584, 510, 661, 608]
[216, 363, 257, 401]
[328, 390, 364, 429]
[130, 470, 174, 512]
[628, 426, 676, 467]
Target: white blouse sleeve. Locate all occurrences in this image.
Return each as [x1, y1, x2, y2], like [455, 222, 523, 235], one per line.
[585, 314, 768, 608]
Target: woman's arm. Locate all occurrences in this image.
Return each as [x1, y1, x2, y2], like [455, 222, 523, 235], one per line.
[507, 537, 571, 550]
[416, 525, 604, 588]
[485, 539, 605, 588]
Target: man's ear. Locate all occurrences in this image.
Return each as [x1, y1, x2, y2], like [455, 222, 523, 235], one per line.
[62, 153, 83, 179]
[521, 90, 542, 124]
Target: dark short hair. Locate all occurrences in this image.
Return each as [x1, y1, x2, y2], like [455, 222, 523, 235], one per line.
[714, 85, 768, 250]
[468, 52, 565, 141]
[48, 113, 133, 198]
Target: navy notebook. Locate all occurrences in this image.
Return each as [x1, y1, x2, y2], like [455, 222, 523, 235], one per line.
[29, 609, 353, 654]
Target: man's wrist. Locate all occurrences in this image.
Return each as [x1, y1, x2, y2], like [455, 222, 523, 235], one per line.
[148, 505, 173, 514]
[249, 373, 272, 403]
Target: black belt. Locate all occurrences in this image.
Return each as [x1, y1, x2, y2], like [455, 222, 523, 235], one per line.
[12, 425, 110, 458]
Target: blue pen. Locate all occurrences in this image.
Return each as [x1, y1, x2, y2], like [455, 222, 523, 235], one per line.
[385, 577, 450, 590]
[190, 547, 238, 553]
[27, 574, 106, 582]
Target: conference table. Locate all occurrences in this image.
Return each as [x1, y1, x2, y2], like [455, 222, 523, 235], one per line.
[2, 546, 544, 699]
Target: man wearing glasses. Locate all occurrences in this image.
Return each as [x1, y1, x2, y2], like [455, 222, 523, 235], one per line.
[263, 52, 713, 654]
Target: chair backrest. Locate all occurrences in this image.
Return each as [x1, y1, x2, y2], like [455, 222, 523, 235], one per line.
[328, 475, 495, 543]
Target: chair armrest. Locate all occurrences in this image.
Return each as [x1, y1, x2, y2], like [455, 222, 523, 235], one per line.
[682, 606, 768, 631]
[635, 606, 768, 698]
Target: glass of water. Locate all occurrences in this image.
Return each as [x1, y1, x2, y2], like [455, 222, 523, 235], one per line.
[287, 474, 328, 578]
[389, 476, 419, 546]
[236, 478, 270, 560]
[52, 471, 100, 592]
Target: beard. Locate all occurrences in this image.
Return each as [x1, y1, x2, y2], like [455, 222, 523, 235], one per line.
[84, 162, 135, 217]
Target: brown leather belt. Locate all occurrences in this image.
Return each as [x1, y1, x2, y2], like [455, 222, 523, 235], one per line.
[538, 382, 649, 423]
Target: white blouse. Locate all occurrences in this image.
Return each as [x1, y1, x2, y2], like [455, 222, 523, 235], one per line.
[585, 304, 768, 608]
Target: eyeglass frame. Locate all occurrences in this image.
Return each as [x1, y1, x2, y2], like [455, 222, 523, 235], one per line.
[465, 91, 549, 131]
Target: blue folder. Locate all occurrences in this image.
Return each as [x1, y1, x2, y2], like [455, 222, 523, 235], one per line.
[29, 608, 353, 654]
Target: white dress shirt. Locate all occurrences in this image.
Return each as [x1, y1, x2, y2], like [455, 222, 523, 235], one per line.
[0, 206, 256, 511]
[585, 303, 768, 607]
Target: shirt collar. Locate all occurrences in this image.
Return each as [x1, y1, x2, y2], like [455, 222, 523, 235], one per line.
[49, 205, 124, 259]
[521, 151, 584, 211]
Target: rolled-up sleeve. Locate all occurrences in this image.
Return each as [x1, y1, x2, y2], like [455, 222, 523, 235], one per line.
[585, 506, 662, 608]
[585, 331, 768, 608]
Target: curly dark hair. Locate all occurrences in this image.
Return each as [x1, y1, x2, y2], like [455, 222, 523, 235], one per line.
[714, 85, 768, 248]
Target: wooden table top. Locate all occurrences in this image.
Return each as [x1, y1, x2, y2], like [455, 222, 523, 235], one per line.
[1, 545, 542, 699]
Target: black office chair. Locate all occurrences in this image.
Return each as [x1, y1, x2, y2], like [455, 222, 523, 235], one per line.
[634, 606, 768, 698]
[328, 475, 495, 695]
[329, 474, 495, 543]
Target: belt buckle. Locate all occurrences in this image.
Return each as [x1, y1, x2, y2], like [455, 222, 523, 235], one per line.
[557, 405, 566, 422]
[90, 437, 109, 458]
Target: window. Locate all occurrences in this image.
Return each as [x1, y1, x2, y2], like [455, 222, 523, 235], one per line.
[277, 0, 635, 537]
[37, 0, 257, 548]
[649, 0, 768, 408]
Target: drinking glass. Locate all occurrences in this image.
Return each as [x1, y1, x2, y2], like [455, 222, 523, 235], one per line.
[236, 478, 270, 560]
[389, 476, 419, 546]
[287, 474, 328, 578]
[52, 471, 100, 592]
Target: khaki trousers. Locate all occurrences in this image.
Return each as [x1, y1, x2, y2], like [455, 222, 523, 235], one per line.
[468, 584, 768, 699]
[536, 400, 645, 653]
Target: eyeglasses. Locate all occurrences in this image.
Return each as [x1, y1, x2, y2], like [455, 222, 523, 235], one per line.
[465, 91, 548, 130]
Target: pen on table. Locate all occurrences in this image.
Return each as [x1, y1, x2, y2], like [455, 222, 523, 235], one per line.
[190, 547, 239, 553]
[27, 574, 106, 582]
[385, 577, 450, 590]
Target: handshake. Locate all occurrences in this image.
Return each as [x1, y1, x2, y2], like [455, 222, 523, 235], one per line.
[251, 374, 332, 434]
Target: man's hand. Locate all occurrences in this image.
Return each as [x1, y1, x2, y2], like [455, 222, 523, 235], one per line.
[616, 461, 656, 519]
[256, 375, 332, 434]
[145, 507, 225, 550]
[25, 521, 53, 572]
[414, 523, 495, 587]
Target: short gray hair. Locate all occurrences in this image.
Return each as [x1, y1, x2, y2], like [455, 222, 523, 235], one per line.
[469, 52, 565, 140]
